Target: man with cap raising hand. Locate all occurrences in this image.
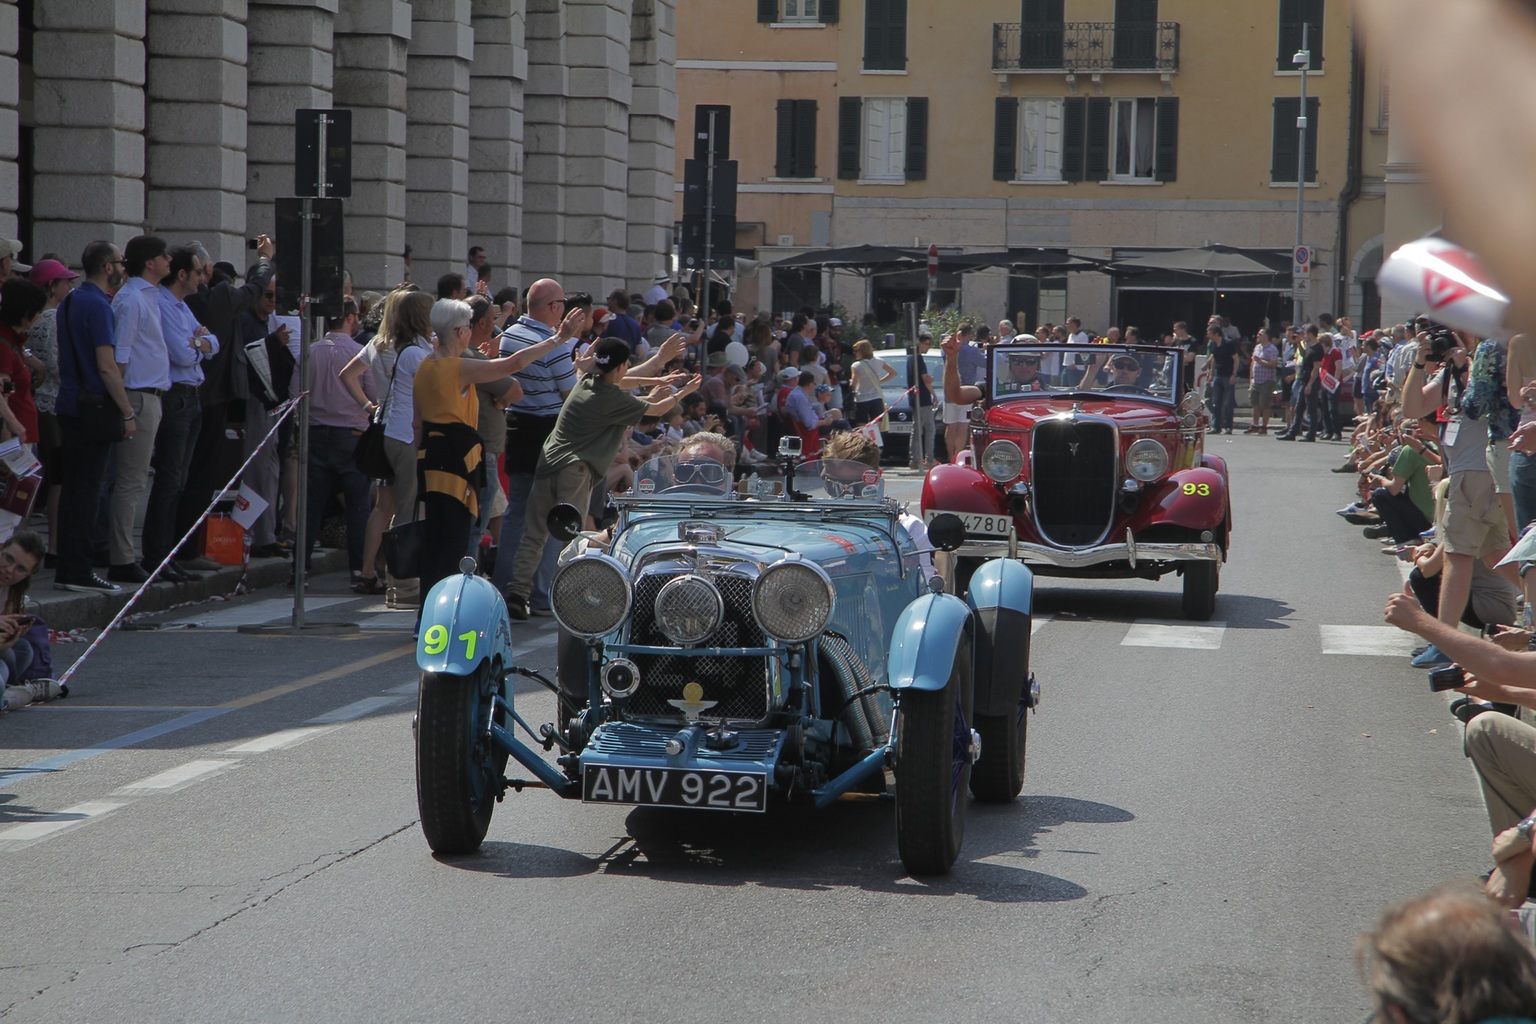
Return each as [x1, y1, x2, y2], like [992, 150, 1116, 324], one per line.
[503, 337, 701, 620]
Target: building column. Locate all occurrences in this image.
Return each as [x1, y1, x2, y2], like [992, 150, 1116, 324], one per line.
[521, 0, 570, 281]
[560, 0, 633, 294]
[468, 0, 527, 294]
[0, 0, 19, 243]
[31, 1, 147, 263]
[624, 0, 677, 291]
[405, 0, 471, 287]
[335, 0, 411, 291]
[145, 0, 247, 262]
[245, 0, 335, 252]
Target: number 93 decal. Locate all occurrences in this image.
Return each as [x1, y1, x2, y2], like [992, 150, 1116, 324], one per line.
[422, 623, 479, 661]
[1180, 482, 1212, 497]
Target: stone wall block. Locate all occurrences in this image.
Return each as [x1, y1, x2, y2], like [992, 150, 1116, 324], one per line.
[566, 36, 631, 72]
[568, 67, 631, 104]
[409, 0, 471, 23]
[148, 143, 245, 192]
[33, 80, 145, 131]
[146, 57, 246, 106]
[468, 169, 518, 205]
[32, 128, 142, 176]
[34, 32, 146, 86]
[0, 3, 15, 58]
[0, 56, 17, 109]
[150, 102, 247, 149]
[332, 67, 407, 111]
[245, 85, 330, 115]
[405, 55, 470, 93]
[469, 107, 520, 145]
[33, 174, 144, 224]
[334, 34, 408, 74]
[407, 88, 469, 128]
[525, 64, 569, 97]
[35, 2, 146, 36]
[248, 45, 333, 88]
[336, 1, 411, 38]
[350, 144, 407, 185]
[564, 157, 629, 192]
[149, 190, 247, 236]
[408, 22, 474, 61]
[141, 13, 245, 62]
[247, 6, 333, 49]
[565, 4, 630, 41]
[0, 110, 17, 162]
[349, 107, 409, 148]
[147, 0, 247, 17]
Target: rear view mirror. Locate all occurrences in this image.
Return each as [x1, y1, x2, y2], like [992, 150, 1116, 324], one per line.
[547, 503, 583, 543]
[926, 512, 966, 552]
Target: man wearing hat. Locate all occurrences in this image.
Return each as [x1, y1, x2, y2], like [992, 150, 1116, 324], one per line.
[0, 237, 28, 281]
[502, 337, 701, 619]
[644, 270, 671, 307]
[784, 371, 837, 459]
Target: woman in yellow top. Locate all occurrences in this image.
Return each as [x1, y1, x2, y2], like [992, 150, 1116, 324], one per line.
[412, 298, 569, 614]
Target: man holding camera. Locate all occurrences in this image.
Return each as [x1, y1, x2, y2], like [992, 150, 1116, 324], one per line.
[1400, 328, 1509, 668]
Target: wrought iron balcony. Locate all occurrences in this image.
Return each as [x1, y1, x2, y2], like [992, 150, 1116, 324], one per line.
[991, 21, 1180, 74]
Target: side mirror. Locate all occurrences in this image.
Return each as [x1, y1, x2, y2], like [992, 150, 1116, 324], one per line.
[547, 503, 583, 544]
[925, 512, 966, 552]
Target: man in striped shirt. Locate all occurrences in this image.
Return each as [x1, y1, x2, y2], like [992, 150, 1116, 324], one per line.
[491, 278, 581, 612]
[1244, 328, 1280, 434]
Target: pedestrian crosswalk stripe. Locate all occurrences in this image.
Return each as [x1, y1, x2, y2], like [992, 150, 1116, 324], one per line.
[1320, 625, 1414, 656]
[173, 597, 353, 628]
[0, 801, 126, 852]
[1120, 621, 1227, 650]
[224, 725, 337, 754]
[1030, 615, 1051, 636]
[307, 695, 410, 724]
[116, 759, 237, 795]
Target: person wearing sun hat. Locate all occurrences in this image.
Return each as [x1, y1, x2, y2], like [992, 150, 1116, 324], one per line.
[502, 337, 702, 619]
[644, 269, 671, 307]
[0, 237, 27, 281]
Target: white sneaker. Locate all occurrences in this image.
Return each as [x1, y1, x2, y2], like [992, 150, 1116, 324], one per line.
[19, 678, 65, 703]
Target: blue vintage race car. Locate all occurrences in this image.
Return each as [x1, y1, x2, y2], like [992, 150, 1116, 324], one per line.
[412, 453, 1040, 875]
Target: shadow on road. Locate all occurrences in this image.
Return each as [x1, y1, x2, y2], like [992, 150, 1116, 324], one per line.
[1037, 587, 1293, 630]
[448, 793, 1132, 904]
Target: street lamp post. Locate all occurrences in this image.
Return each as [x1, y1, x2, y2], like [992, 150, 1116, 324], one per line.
[1293, 26, 1309, 327]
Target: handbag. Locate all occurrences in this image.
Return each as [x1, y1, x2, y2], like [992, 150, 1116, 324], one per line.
[353, 346, 401, 479]
[383, 512, 426, 580]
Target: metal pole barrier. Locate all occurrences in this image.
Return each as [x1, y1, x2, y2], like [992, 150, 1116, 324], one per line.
[56, 395, 307, 688]
[1293, 24, 1308, 327]
[702, 109, 716, 335]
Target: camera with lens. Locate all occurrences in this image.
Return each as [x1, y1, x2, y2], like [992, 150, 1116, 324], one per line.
[1, 379, 16, 396]
[1426, 327, 1460, 364]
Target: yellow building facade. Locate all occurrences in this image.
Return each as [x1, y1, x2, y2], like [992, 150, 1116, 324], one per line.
[677, 0, 1398, 337]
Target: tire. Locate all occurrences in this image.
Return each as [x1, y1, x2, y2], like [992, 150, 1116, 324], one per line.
[415, 660, 507, 856]
[970, 699, 1027, 803]
[895, 634, 973, 875]
[1182, 559, 1219, 621]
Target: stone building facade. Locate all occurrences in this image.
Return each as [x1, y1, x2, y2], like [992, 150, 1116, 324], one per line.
[1, 0, 677, 297]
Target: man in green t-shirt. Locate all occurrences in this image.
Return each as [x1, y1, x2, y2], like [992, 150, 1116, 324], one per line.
[504, 337, 701, 619]
[1368, 416, 1439, 543]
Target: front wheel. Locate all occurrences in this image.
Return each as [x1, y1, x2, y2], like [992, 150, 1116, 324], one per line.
[1181, 560, 1219, 621]
[895, 635, 973, 875]
[416, 660, 507, 855]
[970, 698, 1027, 803]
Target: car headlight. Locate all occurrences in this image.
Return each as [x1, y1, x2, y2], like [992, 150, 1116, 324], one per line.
[551, 555, 630, 638]
[1125, 438, 1169, 482]
[654, 574, 723, 645]
[981, 439, 1024, 483]
[753, 559, 834, 643]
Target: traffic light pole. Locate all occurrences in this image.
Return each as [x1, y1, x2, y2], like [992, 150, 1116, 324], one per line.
[701, 108, 717, 333]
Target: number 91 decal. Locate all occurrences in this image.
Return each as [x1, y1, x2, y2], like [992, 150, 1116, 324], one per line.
[422, 623, 479, 661]
[1181, 482, 1212, 497]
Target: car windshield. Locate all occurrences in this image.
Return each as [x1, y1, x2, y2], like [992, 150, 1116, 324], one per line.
[632, 454, 735, 499]
[626, 456, 886, 503]
[989, 345, 1180, 401]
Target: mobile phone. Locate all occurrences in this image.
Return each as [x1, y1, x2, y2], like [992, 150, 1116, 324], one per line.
[247, 238, 259, 250]
[1429, 664, 1465, 692]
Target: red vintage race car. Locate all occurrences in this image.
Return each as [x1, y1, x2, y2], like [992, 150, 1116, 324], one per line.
[922, 340, 1230, 619]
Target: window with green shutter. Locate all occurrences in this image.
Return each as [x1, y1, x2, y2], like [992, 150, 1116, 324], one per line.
[1271, 96, 1319, 182]
[775, 100, 818, 178]
[993, 97, 1019, 181]
[904, 97, 927, 181]
[864, 0, 908, 72]
[1085, 96, 1111, 182]
[1277, 0, 1324, 71]
[838, 96, 863, 179]
[1061, 96, 1086, 182]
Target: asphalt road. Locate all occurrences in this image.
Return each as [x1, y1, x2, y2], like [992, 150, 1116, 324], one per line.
[0, 434, 1492, 1023]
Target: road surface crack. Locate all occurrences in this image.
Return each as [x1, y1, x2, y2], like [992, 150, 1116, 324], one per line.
[0, 968, 80, 1019]
[126, 821, 417, 959]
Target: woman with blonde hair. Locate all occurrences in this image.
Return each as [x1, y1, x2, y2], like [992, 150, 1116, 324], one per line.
[340, 288, 435, 601]
[849, 338, 895, 427]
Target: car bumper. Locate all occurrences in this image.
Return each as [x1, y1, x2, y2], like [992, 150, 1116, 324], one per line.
[954, 537, 1223, 568]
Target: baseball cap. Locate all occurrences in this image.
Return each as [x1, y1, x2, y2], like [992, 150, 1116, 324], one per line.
[0, 237, 21, 262]
[828, 317, 843, 328]
[590, 337, 631, 371]
[28, 259, 78, 286]
[814, 383, 833, 393]
[778, 368, 799, 384]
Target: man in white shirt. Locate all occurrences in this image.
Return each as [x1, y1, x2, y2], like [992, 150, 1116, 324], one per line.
[644, 271, 671, 307]
[1065, 316, 1091, 345]
[464, 246, 486, 289]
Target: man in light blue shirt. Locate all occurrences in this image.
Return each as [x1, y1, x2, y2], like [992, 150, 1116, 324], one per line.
[107, 235, 172, 584]
[143, 246, 218, 580]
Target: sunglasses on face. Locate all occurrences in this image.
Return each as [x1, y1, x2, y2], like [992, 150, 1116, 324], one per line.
[674, 460, 727, 485]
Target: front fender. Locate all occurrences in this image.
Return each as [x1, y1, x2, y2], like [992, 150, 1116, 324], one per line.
[921, 464, 1006, 517]
[965, 559, 1034, 718]
[1146, 466, 1227, 532]
[417, 571, 515, 677]
[888, 592, 972, 693]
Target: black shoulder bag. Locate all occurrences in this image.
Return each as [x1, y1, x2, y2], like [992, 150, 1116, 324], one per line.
[353, 346, 401, 480]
